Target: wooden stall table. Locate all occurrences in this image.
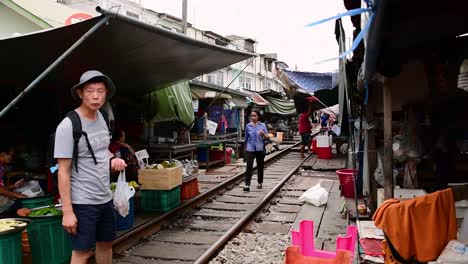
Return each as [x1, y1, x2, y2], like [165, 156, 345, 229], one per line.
[145, 143, 197, 162]
[193, 139, 231, 170]
[210, 132, 239, 159]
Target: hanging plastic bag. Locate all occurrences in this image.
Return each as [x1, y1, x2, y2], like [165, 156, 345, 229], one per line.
[299, 183, 329, 207]
[113, 171, 135, 217]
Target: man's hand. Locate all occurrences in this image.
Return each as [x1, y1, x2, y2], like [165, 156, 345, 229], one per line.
[62, 211, 78, 235]
[111, 158, 127, 171]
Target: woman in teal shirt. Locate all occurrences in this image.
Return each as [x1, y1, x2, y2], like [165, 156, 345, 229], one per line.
[244, 109, 269, 191]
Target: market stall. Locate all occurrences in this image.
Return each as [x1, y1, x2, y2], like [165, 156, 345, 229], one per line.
[0, 7, 254, 259]
[189, 81, 248, 167]
[336, 0, 468, 262]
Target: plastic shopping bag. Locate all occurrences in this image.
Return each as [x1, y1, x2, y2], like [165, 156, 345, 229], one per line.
[14, 180, 44, 197]
[299, 183, 329, 207]
[113, 171, 136, 217]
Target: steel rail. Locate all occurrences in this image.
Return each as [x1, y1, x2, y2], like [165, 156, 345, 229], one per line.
[112, 142, 301, 254]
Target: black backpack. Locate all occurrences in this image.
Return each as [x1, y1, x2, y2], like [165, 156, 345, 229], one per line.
[48, 109, 111, 173]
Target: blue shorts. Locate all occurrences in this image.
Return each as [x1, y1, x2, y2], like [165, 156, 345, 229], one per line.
[71, 201, 116, 251]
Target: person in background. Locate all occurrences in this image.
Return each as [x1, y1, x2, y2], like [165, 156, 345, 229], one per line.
[320, 113, 329, 128]
[110, 129, 139, 182]
[0, 145, 27, 218]
[243, 109, 269, 192]
[298, 107, 312, 158]
[330, 121, 341, 137]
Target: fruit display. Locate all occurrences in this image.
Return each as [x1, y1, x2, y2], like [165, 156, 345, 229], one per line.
[146, 161, 177, 170]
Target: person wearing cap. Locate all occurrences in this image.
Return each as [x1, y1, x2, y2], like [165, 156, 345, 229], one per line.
[54, 70, 126, 264]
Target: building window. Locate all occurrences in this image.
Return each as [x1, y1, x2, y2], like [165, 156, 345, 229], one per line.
[239, 76, 252, 90]
[126, 11, 140, 19]
[207, 71, 223, 86]
[265, 80, 272, 90]
[267, 61, 272, 72]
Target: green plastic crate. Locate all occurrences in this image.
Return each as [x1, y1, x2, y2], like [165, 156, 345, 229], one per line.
[27, 215, 72, 264]
[141, 186, 181, 213]
[20, 195, 54, 209]
[0, 231, 22, 264]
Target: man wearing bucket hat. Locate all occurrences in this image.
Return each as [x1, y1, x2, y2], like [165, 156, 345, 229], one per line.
[54, 70, 126, 263]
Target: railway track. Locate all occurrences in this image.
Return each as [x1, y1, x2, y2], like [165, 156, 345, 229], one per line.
[113, 142, 309, 264]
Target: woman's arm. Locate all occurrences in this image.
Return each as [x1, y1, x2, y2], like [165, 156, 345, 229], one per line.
[244, 125, 250, 151]
[0, 186, 26, 199]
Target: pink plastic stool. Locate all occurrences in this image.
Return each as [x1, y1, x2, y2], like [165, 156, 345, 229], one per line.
[290, 220, 357, 258]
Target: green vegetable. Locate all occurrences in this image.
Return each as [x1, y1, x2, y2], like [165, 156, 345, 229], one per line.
[29, 206, 62, 217]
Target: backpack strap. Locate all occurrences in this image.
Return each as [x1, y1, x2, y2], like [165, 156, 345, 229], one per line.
[66, 111, 98, 173]
[98, 108, 111, 134]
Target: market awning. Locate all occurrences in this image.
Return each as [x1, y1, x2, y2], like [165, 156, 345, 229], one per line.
[265, 96, 296, 115]
[147, 81, 195, 126]
[226, 97, 248, 108]
[362, 0, 468, 80]
[245, 91, 269, 106]
[281, 70, 339, 94]
[315, 104, 339, 118]
[191, 88, 232, 99]
[0, 9, 253, 107]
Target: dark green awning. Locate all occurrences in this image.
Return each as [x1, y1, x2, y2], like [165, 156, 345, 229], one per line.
[265, 96, 296, 115]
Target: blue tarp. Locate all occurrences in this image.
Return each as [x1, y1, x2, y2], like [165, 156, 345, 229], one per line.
[282, 70, 339, 93]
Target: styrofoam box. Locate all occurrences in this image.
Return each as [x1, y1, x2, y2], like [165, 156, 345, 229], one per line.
[316, 135, 331, 148]
[377, 188, 427, 207]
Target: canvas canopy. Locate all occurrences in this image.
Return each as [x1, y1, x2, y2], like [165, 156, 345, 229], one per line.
[265, 96, 296, 115]
[0, 9, 252, 117]
[148, 81, 195, 126]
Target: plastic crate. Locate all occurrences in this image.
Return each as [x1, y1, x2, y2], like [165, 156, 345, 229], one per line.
[210, 150, 225, 161]
[115, 197, 135, 231]
[141, 187, 180, 213]
[0, 231, 22, 264]
[27, 215, 72, 264]
[181, 178, 200, 201]
[20, 195, 54, 209]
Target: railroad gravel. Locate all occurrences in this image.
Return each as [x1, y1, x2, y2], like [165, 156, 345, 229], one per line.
[209, 232, 290, 264]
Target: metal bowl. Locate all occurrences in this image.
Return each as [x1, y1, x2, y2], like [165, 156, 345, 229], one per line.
[0, 218, 31, 236]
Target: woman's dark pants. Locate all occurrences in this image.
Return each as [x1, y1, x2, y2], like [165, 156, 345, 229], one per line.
[245, 151, 265, 186]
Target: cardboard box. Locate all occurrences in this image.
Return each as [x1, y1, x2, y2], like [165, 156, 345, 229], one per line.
[138, 166, 182, 190]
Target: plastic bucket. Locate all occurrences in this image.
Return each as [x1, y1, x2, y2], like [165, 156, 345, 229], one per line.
[336, 169, 357, 198]
[276, 132, 284, 142]
[27, 215, 72, 264]
[20, 194, 55, 209]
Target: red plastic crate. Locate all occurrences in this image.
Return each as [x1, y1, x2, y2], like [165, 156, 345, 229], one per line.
[181, 178, 200, 200]
[209, 150, 231, 163]
[317, 147, 332, 159]
[209, 150, 224, 160]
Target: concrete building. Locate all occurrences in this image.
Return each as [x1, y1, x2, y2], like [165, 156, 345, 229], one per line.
[12, 0, 288, 94]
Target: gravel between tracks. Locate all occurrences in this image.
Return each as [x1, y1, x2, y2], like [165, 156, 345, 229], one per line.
[209, 232, 290, 264]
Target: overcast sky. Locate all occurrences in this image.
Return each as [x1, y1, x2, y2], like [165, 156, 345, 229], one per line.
[141, 0, 352, 73]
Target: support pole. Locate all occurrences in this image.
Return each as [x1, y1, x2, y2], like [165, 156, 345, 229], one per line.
[182, 0, 188, 34]
[0, 16, 110, 119]
[383, 78, 394, 200]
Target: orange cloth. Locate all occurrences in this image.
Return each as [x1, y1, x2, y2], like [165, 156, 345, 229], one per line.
[283, 246, 352, 264]
[373, 188, 457, 263]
